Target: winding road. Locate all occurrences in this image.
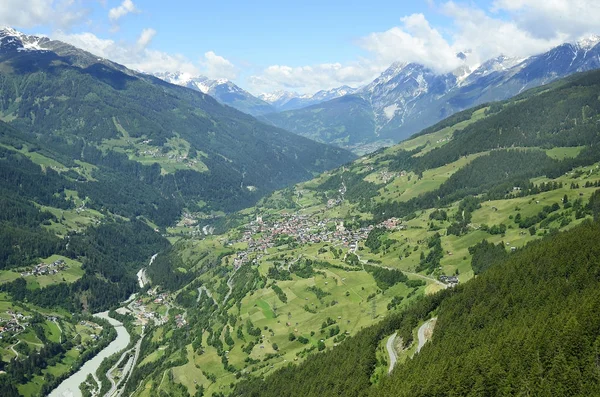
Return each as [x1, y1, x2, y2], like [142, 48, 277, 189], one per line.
[417, 317, 437, 353]
[106, 331, 144, 397]
[222, 265, 240, 306]
[386, 333, 398, 374]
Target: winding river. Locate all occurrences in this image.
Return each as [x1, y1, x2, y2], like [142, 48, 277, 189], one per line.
[49, 311, 131, 397]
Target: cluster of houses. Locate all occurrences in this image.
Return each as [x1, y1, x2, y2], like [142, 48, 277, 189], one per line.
[229, 213, 411, 269]
[127, 299, 164, 325]
[379, 170, 398, 183]
[231, 213, 373, 260]
[138, 148, 200, 169]
[438, 275, 460, 287]
[175, 314, 187, 328]
[379, 217, 406, 230]
[0, 311, 29, 337]
[152, 292, 169, 305]
[20, 259, 67, 277]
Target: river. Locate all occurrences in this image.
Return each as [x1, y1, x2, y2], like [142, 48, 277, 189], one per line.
[48, 311, 131, 397]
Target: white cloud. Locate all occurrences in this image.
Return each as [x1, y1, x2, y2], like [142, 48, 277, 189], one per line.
[250, 0, 600, 94]
[53, 29, 199, 75]
[199, 51, 239, 80]
[492, 0, 600, 40]
[108, 0, 136, 22]
[50, 28, 240, 81]
[359, 13, 462, 73]
[440, 1, 566, 66]
[0, 0, 88, 29]
[136, 27, 155, 49]
[248, 62, 379, 94]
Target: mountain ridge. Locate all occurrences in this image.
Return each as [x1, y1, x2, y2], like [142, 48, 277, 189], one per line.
[262, 36, 600, 153]
[259, 85, 358, 111]
[152, 71, 277, 116]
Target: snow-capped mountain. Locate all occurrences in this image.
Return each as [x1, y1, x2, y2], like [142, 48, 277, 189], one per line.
[0, 27, 47, 52]
[259, 85, 357, 112]
[153, 72, 275, 117]
[259, 90, 302, 109]
[0, 27, 137, 75]
[264, 35, 600, 153]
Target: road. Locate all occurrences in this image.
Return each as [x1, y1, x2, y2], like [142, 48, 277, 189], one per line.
[49, 312, 130, 397]
[117, 336, 143, 397]
[105, 331, 145, 397]
[222, 265, 240, 306]
[417, 317, 437, 353]
[354, 252, 447, 288]
[137, 253, 157, 288]
[9, 340, 20, 358]
[386, 333, 398, 374]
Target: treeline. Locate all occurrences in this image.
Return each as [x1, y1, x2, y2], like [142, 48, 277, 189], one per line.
[146, 248, 193, 292]
[0, 51, 354, 217]
[468, 240, 508, 275]
[363, 265, 407, 290]
[413, 69, 600, 171]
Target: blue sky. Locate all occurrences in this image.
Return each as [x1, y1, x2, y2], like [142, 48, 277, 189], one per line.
[3, 0, 600, 94]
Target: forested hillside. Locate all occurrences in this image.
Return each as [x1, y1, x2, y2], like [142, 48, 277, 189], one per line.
[0, 29, 355, 218]
[112, 69, 600, 396]
[233, 217, 600, 397]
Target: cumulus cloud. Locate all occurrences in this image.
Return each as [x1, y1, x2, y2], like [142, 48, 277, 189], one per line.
[0, 0, 88, 29]
[52, 29, 240, 81]
[250, 0, 600, 94]
[136, 28, 156, 49]
[199, 51, 239, 80]
[108, 0, 136, 22]
[359, 13, 462, 73]
[492, 0, 600, 40]
[53, 29, 200, 75]
[248, 62, 380, 94]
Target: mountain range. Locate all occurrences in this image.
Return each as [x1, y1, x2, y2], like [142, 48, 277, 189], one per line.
[1, 23, 600, 397]
[151, 71, 277, 117]
[258, 86, 357, 111]
[151, 70, 358, 117]
[0, 27, 355, 221]
[261, 35, 600, 153]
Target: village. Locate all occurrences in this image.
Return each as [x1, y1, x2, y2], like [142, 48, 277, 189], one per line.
[19, 259, 67, 277]
[229, 212, 407, 268]
[116, 289, 172, 327]
[0, 311, 29, 338]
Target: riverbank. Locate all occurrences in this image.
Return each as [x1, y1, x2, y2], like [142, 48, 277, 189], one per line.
[48, 312, 131, 397]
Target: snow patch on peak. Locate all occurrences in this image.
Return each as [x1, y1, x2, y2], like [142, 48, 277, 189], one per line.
[192, 81, 211, 94]
[0, 27, 48, 52]
[576, 34, 600, 50]
[258, 90, 299, 104]
[383, 104, 399, 121]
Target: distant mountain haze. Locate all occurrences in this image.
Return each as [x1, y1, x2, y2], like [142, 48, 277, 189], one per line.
[261, 35, 600, 153]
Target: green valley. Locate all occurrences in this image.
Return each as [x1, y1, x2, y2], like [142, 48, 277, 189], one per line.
[1, 25, 600, 397]
[76, 69, 600, 396]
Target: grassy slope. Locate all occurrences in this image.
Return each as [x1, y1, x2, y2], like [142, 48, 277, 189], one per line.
[128, 98, 600, 395]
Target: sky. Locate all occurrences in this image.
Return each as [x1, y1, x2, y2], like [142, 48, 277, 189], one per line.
[2, 0, 600, 95]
